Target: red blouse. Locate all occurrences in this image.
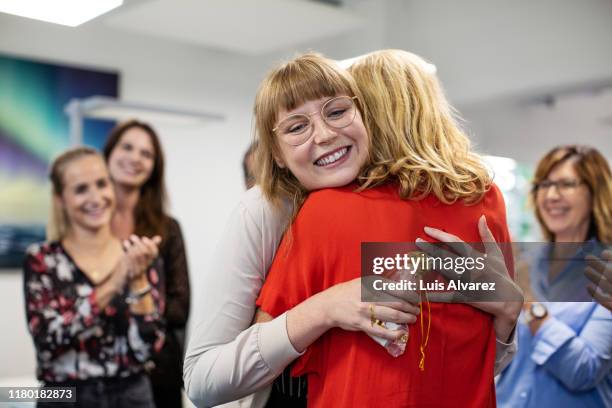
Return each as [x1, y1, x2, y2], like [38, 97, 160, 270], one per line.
[257, 183, 513, 408]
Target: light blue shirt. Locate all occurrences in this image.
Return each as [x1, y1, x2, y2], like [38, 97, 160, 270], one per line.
[531, 240, 600, 302]
[496, 242, 612, 407]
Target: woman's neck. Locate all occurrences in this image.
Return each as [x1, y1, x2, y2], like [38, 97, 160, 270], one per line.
[111, 183, 139, 239]
[64, 225, 115, 250]
[554, 222, 590, 243]
[114, 183, 140, 214]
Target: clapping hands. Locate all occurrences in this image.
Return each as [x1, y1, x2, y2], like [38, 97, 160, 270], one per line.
[121, 235, 162, 281]
[585, 249, 612, 312]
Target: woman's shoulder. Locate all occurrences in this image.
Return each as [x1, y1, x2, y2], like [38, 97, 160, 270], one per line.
[25, 241, 62, 257]
[164, 216, 183, 237]
[240, 185, 271, 211]
[303, 184, 364, 207]
[482, 182, 505, 207]
[24, 241, 71, 276]
[239, 185, 291, 225]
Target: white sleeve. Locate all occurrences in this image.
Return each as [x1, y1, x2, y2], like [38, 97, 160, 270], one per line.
[183, 187, 302, 408]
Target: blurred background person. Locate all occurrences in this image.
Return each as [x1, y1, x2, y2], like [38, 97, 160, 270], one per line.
[586, 249, 612, 312]
[23, 147, 164, 407]
[496, 145, 612, 407]
[104, 120, 191, 408]
[242, 140, 258, 189]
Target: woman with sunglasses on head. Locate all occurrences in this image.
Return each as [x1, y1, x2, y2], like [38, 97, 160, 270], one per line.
[496, 145, 612, 407]
[23, 147, 164, 408]
[185, 52, 520, 407]
[104, 120, 191, 408]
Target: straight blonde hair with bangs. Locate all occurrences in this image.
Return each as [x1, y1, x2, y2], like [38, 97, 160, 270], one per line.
[253, 52, 368, 213]
[349, 49, 491, 204]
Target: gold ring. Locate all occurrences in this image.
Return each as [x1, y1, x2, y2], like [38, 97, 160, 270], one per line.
[369, 304, 376, 327]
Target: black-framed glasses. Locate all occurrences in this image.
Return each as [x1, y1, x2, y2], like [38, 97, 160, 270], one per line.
[273, 96, 358, 146]
[535, 179, 584, 194]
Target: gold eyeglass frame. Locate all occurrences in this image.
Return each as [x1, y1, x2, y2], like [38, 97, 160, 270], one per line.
[273, 96, 359, 146]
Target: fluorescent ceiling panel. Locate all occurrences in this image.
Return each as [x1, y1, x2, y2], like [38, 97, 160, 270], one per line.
[0, 0, 123, 27]
[71, 96, 224, 126]
[106, 0, 363, 55]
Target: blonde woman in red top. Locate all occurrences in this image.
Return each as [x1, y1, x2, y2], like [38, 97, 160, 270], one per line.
[255, 50, 523, 407]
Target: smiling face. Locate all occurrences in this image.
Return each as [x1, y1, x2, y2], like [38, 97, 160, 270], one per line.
[57, 155, 115, 234]
[536, 159, 593, 241]
[107, 126, 156, 189]
[274, 96, 369, 191]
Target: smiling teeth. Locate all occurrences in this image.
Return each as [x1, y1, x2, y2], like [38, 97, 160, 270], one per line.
[84, 207, 104, 215]
[316, 147, 348, 166]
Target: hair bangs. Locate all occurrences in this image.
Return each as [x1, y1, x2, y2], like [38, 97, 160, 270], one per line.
[271, 55, 353, 115]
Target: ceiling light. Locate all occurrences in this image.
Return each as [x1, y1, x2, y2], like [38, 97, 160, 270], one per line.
[0, 0, 123, 27]
[64, 96, 225, 144]
[338, 53, 437, 75]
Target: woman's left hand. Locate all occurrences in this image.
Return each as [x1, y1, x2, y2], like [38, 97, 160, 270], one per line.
[123, 235, 162, 281]
[416, 215, 523, 342]
[585, 249, 612, 312]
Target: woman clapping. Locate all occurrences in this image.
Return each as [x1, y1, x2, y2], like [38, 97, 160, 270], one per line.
[23, 147, 164, 408]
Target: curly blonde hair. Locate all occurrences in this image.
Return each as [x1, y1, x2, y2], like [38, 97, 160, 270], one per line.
[348, 49, 491, 204]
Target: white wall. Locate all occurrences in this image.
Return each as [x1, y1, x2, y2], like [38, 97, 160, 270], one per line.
[386, 0, 612, 105]
[1, 0, 611, 382]
[0, 13, 266, 380]
[384, 0, 612, 164]
[460, 90, 612, 164]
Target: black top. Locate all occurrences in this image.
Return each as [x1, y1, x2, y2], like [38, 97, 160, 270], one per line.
[149, 217, 191, 388]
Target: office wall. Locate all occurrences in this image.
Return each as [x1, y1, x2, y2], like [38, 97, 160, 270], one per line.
[0, 13, 265, 380]
[1, 0, 611, 381]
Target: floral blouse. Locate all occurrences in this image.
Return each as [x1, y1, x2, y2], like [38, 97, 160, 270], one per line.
[23, 241, 165, 383]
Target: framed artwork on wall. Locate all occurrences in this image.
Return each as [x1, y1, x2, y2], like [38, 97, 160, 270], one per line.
[0, 54, 119, 268]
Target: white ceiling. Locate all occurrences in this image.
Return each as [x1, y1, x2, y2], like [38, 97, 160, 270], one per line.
[460, 86, 612, 164]
[104, 0, 364, 55]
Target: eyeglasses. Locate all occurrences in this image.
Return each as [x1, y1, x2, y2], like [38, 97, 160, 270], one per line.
[273, 96, 358, 146]
[535, 179, 584, 195]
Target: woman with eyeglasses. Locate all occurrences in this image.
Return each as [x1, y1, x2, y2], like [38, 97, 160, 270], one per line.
[184, 52, 520, 408]
[255, 49, 522, 408]
[496, 145, 612, 407]
[185, 54, 421, 408]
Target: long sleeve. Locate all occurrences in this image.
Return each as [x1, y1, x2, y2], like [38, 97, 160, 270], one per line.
[161, 218, 191, 328]
[23, 244, 103, 352]
[184, 187, 301, 408]
[530, 304, 612, 391]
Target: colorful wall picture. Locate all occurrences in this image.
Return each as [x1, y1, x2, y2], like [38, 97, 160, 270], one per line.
[0, 54, 119, 268]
